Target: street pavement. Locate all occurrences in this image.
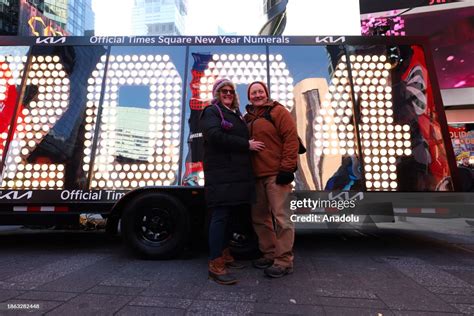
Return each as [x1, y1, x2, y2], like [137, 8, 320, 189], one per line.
[0, 218, 473, 315]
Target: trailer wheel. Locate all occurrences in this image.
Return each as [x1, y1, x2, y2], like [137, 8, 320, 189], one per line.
[229, 232, 261, 260]
[105, 215, 120, 236]
[121, 192, 190, 259]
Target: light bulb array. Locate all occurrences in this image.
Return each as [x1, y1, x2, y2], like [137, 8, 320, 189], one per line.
[82, 54, 182, 189]
[349, 54, 411, 191]
[269, 54, 294, 111]
[0, 52, 416, 192]
[312, 56, 358, 157]
[0, 55, 27, 166]
[196, 53, 294, 185]
[201, 53, 268, 97]
[0, 55, 27, 88]
[313, 54, 412, 191]
[1, 55, 67, 189]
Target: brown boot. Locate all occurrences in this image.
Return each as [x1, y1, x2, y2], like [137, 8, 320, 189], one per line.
[222, 248, 245, 269]
[208, 257, 238, 285]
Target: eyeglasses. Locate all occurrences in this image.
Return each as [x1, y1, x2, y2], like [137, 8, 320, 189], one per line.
[220, 89, 235, 95]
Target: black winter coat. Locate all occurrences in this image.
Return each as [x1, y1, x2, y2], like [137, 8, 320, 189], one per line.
[199, 103, 256, 208]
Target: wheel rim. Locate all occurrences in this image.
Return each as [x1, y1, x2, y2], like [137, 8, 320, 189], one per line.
[137, 207, 174, 244]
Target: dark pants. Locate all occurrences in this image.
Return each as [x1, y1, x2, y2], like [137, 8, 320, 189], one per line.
[209, 205, 245, 260]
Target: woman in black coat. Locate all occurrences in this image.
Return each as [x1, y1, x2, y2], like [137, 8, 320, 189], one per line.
[200, 78, 264, 285]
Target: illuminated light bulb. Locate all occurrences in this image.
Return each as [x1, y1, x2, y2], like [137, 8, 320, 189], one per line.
[386, 165, 396, 175]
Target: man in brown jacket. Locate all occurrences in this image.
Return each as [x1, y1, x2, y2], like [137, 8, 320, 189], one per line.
[244, 81, 299, 278]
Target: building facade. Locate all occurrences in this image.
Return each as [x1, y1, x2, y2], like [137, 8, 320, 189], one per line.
[131, 0, 187, 35]
[0, 0, 92, 36]
[67, 0, 94, 35]
[43, 0, 67, 30]
[0, 0, 20, 35]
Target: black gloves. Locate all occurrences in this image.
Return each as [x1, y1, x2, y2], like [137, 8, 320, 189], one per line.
[275, 171, 294, 185]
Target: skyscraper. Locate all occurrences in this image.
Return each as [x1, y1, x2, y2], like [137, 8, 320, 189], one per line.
[2, 0, 93, 36]
[42, 0, 93, 35]
[0, 0, 20, 35]
[17, 0, 67, 36]
[131, 0, 187, 35]
[67, 0, 94, 35]
[43, 0, 67, 30]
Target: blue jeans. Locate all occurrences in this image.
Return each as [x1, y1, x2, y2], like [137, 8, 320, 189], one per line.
[208, 205, 243, 260]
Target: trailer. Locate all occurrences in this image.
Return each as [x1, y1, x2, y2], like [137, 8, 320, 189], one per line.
[0, 35, 472, 258]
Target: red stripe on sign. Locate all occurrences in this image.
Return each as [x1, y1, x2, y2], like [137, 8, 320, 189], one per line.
[55, 206, 68, 212]
[436, 208, 449, 214]
[28, 206, 41, 212]
[326, 208, 338, 213]
[407, 208, 422, 214]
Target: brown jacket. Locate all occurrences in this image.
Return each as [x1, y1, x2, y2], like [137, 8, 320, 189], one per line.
[245, 101, 299, 177]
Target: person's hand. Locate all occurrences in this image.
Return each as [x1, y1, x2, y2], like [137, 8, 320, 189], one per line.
[249, 139, 265, 151]
[275, 171, 294, 185]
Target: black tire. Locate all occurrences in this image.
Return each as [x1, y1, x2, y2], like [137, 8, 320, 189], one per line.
[121, 192, 190, 259]
[105, 215, 119, 236]
[229, 231, 261, 260]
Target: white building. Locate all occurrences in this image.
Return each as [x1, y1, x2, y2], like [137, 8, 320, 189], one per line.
[131, 0, 187, 35]
[115, 107, 152, 162]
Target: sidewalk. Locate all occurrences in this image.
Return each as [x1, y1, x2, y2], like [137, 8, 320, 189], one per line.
[0, 227, 473, 315]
